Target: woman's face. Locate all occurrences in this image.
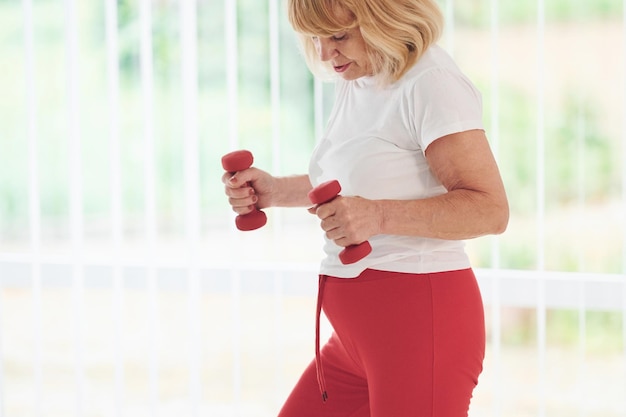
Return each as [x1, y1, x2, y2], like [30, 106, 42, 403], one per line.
[311, 27, 373, 80]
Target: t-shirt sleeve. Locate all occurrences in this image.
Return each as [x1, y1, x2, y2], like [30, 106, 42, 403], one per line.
[411, 68, 484, 152]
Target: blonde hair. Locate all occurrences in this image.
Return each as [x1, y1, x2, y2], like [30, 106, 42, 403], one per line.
[288, 0, 444, 85]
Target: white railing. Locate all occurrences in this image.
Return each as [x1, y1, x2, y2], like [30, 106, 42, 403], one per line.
[0, 0, 625, 416]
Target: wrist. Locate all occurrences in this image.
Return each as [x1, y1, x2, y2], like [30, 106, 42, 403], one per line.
[374, 200, 387, 236]
[273, 175, 312, 207]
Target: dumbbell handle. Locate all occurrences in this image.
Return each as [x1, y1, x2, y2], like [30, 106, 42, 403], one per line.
[221, 150, 267, 231]
[308, 180, 372, 265]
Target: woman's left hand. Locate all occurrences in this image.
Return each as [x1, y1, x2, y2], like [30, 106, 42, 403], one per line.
[309, 196, 382, 247]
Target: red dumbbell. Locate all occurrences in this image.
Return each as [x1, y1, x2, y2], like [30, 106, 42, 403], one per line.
[308, 180, 372, 265]
[221, 150, 267, 231]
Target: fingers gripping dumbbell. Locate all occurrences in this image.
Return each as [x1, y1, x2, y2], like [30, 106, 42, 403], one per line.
[308, 180, 372, 265]
[221, 150, 267, 231]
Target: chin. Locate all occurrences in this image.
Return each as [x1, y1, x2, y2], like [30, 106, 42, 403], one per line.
[340, 72, 363, 81]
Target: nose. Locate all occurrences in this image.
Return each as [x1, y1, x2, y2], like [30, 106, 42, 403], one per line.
[316, 38, 338, 62]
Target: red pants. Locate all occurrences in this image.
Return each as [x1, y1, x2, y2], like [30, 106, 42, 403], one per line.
[278, 268, 485, 417]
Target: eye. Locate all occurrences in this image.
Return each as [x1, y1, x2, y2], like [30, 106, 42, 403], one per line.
[332, 33, 347, 41]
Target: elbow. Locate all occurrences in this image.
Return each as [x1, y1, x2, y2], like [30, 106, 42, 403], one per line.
[491, 201, 510, 235]
[493, 215, 509, 235]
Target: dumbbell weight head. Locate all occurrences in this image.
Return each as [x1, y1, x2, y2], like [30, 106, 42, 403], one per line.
[339, 241, 372, 264]
[221, 149, 254, 173]
[235, 209, 267, 231]
[307, 180, 341, 205]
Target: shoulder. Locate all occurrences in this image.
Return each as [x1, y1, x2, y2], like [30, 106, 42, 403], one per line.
[403, 45, 461, 80]
[399, 45, 481, 100]
[399, 46, 484, 149]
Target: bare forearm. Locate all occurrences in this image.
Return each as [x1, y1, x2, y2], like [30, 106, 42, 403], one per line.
[270, 174, 313, 208]
[377, 189, 509, 240]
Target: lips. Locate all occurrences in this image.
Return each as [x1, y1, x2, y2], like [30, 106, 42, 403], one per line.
[333, 62, 352, 73]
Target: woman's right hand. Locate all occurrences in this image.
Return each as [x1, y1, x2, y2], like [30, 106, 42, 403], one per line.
[222, 167, 275, 215]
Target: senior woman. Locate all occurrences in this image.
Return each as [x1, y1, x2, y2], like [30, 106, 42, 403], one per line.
[222, 0, 509, 416]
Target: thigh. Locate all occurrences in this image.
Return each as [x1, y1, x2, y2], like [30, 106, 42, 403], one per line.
[323, 270, 436, 416]
[322, 269, 485, 417]
[430, 269, 486, 417]
[277, 333, 371, 417]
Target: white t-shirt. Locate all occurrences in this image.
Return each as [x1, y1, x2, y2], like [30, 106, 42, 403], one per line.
[309, 45, 484, 278]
